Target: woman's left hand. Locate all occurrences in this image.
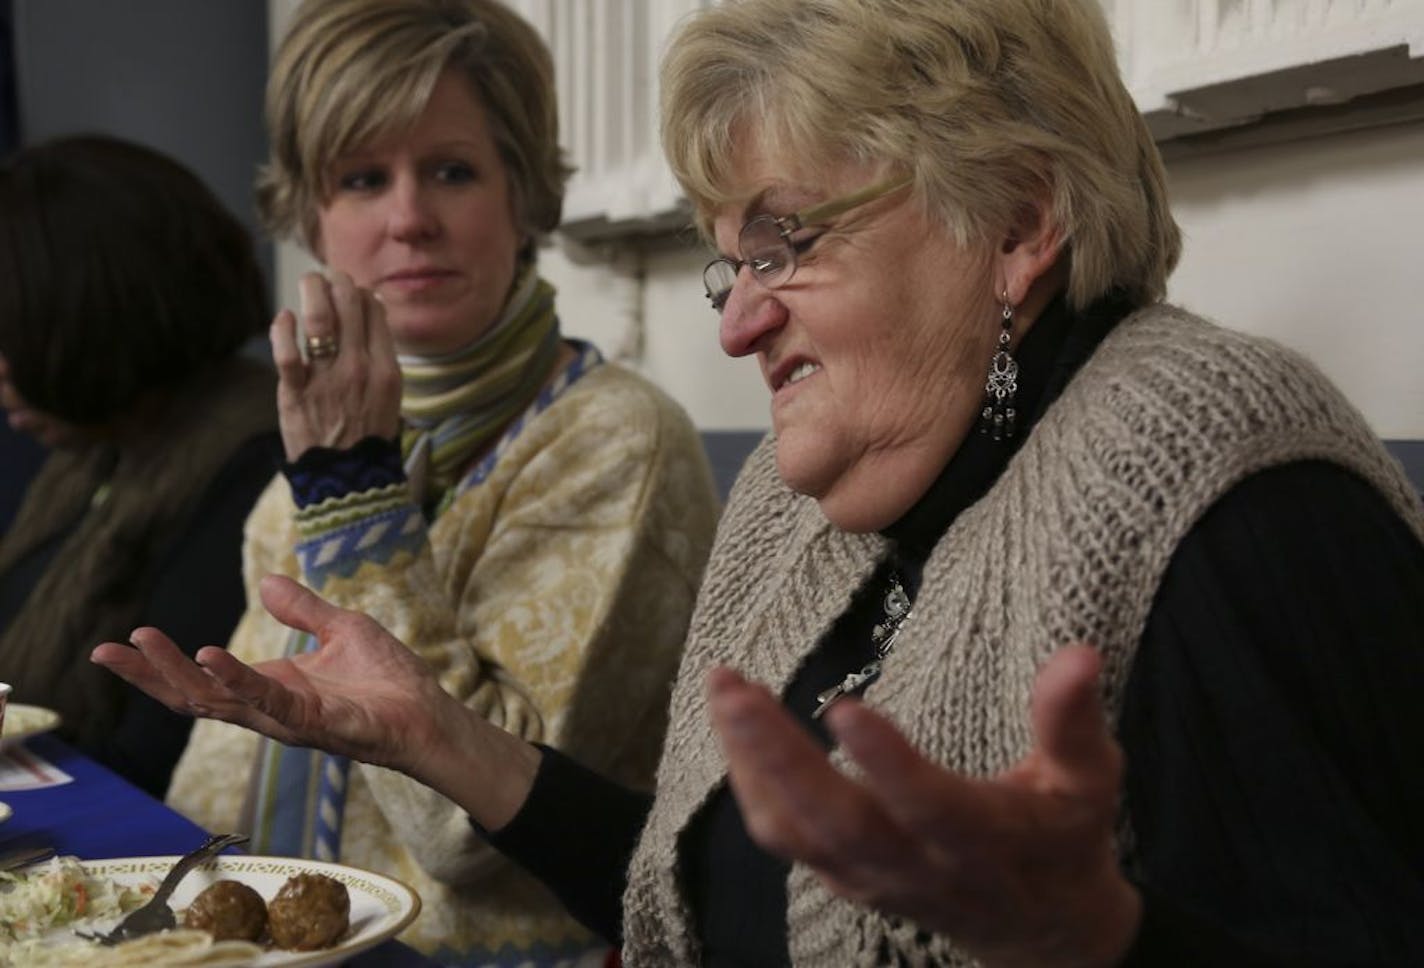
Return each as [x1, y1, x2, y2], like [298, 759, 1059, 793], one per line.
[708, 645, 1141, 968]
[270, 270, 402, 461]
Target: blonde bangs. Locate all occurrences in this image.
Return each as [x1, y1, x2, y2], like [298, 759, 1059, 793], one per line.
[662, 4, 887, 235]
[284, 18, 485, 195]
[261, 1, 568, 257]
[660, 36, 769, 234]
[661, 0, 1182, 309]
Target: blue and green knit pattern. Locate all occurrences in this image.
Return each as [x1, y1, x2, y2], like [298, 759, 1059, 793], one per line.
[293, 487, 425, 591]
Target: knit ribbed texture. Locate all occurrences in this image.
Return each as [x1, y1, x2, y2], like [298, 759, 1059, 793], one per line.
[399, 270, 560, 504]
[620, 305, 1424, 967]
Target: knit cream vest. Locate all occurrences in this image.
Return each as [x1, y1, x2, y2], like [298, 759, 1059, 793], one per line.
[620, 305, 1424, 967]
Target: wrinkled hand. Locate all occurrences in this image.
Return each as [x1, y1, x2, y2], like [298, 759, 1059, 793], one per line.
[272, 270, 402, 461]
[91, 574, 450, 777]
[708, 645, 1141, 968]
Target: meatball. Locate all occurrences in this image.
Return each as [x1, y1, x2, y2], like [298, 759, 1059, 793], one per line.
[183, 880, 268, 942]
[266, 872, 350, 951]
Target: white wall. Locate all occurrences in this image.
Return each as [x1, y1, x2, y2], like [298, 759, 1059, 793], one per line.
[1165, 122, 1424, 440]
[535, 120, 1424, 437]
[546, 240, 773, 430]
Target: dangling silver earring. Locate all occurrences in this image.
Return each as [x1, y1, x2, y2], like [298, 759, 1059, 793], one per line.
[978, 292, 1018, 441]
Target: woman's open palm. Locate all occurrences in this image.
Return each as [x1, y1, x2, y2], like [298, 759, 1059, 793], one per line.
[708, 646, 1142, 968]
[92, 574, 452, 776]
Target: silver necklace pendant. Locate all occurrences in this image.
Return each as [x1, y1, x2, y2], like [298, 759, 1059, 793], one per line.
[813, 572, 912, 719]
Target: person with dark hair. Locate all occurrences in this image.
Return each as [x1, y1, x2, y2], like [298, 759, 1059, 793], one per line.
[0, 134, 280, 798]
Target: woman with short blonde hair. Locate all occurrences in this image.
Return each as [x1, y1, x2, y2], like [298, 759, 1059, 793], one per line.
[258, 0, 569, 258]
[662, 0, 1180, 309]
[163, 2, 720, 966]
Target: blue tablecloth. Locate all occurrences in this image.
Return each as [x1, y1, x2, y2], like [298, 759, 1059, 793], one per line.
[0, 734, 438, 966]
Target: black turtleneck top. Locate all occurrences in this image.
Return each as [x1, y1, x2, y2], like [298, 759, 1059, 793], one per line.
[486, 296, 1424, 967]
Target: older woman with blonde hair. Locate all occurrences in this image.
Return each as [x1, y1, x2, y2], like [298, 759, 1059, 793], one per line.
[159, 0, 719, 965]
[104, 0, 1424, 964]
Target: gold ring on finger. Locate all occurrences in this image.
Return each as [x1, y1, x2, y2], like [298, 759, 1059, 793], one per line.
[306, 334, 339, 361]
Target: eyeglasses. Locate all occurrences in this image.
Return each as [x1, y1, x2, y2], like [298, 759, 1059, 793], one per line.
[702, 175, 913, 313]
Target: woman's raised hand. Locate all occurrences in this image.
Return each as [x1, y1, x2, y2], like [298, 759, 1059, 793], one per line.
[270, 271, 402, 461]
[91, 574, 450, 775]
[92, 575, 542, 828]
[708, 645, 1141, 968]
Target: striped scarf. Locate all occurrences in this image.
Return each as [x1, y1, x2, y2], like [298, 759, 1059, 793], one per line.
[400, 268, 560, 507]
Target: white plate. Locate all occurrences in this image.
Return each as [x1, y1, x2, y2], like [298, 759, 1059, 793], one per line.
[31, 855, 420, 966]
[0, 704, 62, 751]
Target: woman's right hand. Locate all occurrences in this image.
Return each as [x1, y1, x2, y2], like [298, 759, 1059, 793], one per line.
[271, 271, 402, 462]
[91, 574, 542, 829]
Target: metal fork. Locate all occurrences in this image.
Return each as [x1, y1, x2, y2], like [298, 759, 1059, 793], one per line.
[0, 842, 56, 873]
[81, 832, 248, 946]
[0, 843, 57, 893]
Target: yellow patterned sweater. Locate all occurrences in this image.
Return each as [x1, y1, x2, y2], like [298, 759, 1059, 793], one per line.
[166, 358, 720, 965]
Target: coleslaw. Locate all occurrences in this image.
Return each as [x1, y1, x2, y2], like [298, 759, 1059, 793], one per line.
[0, 855, 150, 943]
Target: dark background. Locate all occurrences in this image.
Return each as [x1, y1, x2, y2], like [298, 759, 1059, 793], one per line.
[5, 0, 269, 278]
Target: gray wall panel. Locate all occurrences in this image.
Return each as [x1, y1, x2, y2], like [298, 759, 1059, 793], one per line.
[12, 0, 269, 277]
